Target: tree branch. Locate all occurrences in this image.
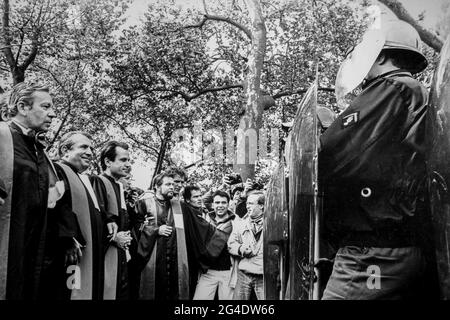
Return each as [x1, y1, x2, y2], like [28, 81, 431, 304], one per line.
[378, 0, 443, 52]
[20, 29, 39, 70]
[185, 14, 252, 40]
[187, 83, 243, 101]
[1, 0, 15, 68]
[14, 32, 24, 66]
[19, 0, 44, 70]
[102, 112, 160, 155]
[272, 87, 334, 99]
[157, 83, 243, 102]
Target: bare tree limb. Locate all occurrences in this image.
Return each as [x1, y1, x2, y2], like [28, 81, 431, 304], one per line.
[20, 19, 40, 69]
[378, 0, 443, 52]
[185, 14, 252, 40]
[202, 0, 209, 15]
[1, 0, 15, 68]
[156, 83, 243, 102]
[102, 112, 160, 155]
[0, 43, 36, 50]
[187, 83, 243, 100]
[156, 83, 331, 102]
[14, 32, 25, 66]
[272, 87, 334, 99]
[35, 63, 72, 148]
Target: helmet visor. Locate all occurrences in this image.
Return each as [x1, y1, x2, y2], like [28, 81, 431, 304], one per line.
[335, 29, 385, 110]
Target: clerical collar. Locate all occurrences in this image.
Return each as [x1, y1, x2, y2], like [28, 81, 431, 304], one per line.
[11, 119, 32, 135]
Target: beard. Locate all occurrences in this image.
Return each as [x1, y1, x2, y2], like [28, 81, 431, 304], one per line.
[162, 191, 174, 200]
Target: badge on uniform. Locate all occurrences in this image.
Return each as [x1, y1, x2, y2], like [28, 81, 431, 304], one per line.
[342, 112, 359, 128]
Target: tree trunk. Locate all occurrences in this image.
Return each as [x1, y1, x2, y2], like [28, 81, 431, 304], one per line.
[1, 0, 38, 84]
[11, 66, 25, 84]
[150, 131, 170, 188]
[234, 0, 266, 181]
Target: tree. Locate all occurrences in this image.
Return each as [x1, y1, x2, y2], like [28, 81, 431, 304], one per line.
[92, 5, 243, 184]
[1, 0, 54, 84]
[95, 0, 371, 186]
[186, 0, 267, 180]
[0, 0, 130, 148]
[378, 0, 444, 52]
[185, 0, 369, 181]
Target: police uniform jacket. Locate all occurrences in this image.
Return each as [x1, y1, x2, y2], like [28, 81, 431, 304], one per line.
[319, 70, 434, 248]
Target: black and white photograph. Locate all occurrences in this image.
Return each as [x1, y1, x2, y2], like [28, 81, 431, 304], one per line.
[0, 0, 449, 307]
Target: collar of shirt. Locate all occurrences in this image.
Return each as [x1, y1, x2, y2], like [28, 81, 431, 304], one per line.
[11, 119, 32, 136]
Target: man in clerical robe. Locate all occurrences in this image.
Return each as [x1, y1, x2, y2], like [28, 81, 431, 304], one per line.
[119, 174, 144, 300]
[135, 172, 231, 300]
[164, 166, 187, 201]
[91, 141, 133, 300]
[0, 82, 58, 300]
[44, 131, 116, 300]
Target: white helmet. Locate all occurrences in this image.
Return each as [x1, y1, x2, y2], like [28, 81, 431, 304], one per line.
[382, 20, 427, 73]
[335, 20, 428, 109]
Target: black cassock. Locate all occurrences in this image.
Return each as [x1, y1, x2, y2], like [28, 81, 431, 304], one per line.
[91, 174, 130, 300]
[6, 122, 49, 300]
[41, 161, 105, 300]
[135, 194, 229, 300]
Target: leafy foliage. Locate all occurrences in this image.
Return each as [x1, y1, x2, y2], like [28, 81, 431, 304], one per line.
[1, 0, 443, 188]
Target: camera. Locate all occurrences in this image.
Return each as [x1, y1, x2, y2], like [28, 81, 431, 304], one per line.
[250, 181, 263, 191]
[226, 172, 243, 185]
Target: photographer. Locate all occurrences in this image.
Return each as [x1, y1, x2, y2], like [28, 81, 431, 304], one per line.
[234, 178, 263, 220]
[229, 185, 244, 215]
[202, 173, 240, 213]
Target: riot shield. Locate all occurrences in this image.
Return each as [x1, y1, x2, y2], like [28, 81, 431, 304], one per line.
[263, 163, 289, 300]
[429, 34, 450, 300]
[287, 82, 321, 300]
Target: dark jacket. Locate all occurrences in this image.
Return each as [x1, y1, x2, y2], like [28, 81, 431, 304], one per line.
[204, 211, 235, 271]
[319, 70, 434, 248]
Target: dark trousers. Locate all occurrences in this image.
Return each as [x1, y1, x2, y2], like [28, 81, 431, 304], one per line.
[322, 246, 427, 300]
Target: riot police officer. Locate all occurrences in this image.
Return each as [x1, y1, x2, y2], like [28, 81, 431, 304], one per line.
[319, 20, 437, 300]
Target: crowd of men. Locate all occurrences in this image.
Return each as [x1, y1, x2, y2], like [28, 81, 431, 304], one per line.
[0, 85, 265, 300]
